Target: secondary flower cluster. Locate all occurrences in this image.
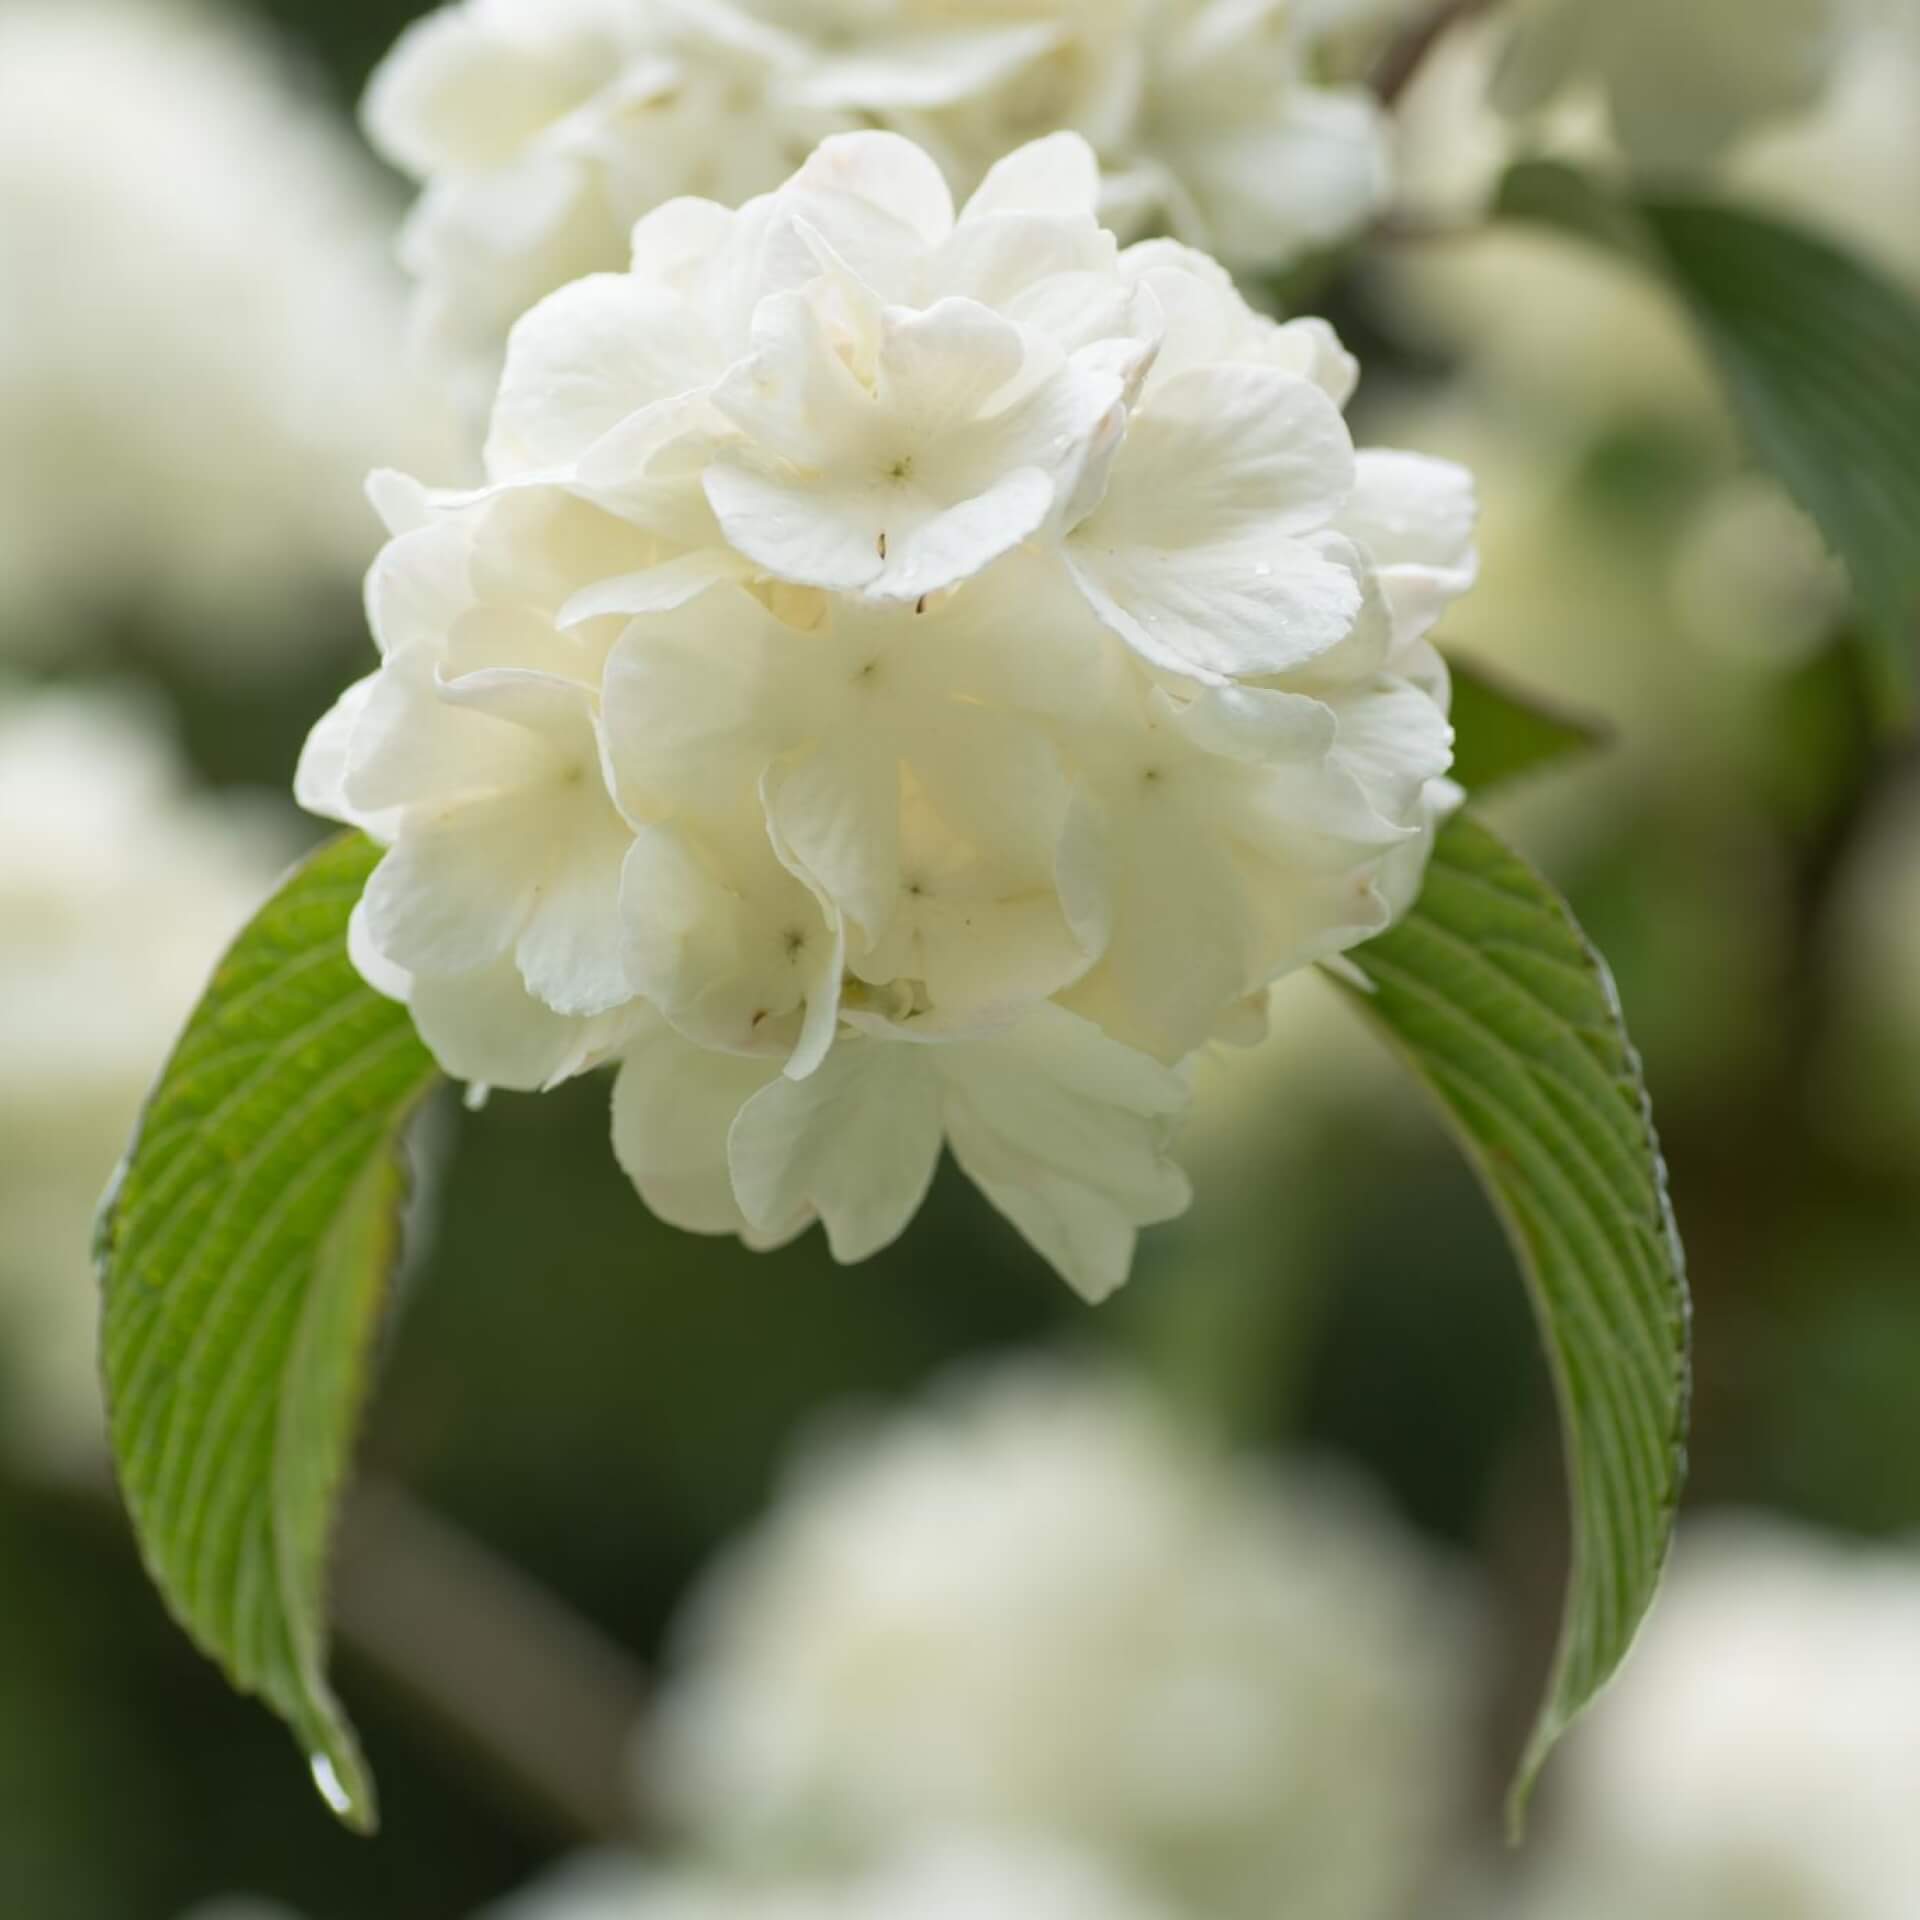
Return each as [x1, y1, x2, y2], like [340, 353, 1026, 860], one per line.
[647, 1365, 1482, 1919]
[301, 131, 1473, 1297]
[365, 0, 1396, 406]
[1493, 0, 1847, 170]
[0, 0, 452, 667]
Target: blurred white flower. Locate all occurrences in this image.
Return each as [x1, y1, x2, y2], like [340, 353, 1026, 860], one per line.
[1508, 1517, 1920, 1920]
[645, 1363, 1483, 1920]
[1493, 0, 1849, 171]
[1669, 476, 1848, 670]
[481, 1839, 1180, 1920]
[0, 690, 290, 1470]
[301, 131, 1472, 1300]
[367, 0, 1395, 405]
[0, 0, 458, 671]
[365, 0, 848, 419]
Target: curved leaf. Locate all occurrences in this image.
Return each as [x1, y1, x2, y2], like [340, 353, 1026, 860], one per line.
[96, 832, 438, 1833]
[1448, 652, 1608, 792]
[1341, 813, 1690, 1830]
[1497, 160, 1920, 722]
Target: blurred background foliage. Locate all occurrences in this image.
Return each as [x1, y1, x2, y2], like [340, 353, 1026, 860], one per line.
[1, 1, 1917, 1916]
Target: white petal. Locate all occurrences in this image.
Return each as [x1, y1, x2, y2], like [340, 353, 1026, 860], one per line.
[1166, 88, 1391, 265]
[727, 1041, 945, 1262]
[411, 956, 637, 1093]
[557, 550, 754, 627]
[937, 1007, 1193, 1303]
[295, 675, 379, 828]
[1068, 365, 1362, 680]
[1069, 534, 1364, 684]
[365, 516, 474, 658]
[512, 806, 635, 1017]
[787, 132, 955, 249]
[343, 646, 553, 817]
[1338, 451, 1480, 646]
[601, 587, 814, 822]
[619, 820, 842, 1062]
[362, 8, 579, 177]
[360, 791, 546, 979]
[762, 744, 901, 948]
[801, 26, 1060, 112]
[487, 275, 717, 479]
[962, 133, 1104, 222]
[611, 1017, 793, 1239]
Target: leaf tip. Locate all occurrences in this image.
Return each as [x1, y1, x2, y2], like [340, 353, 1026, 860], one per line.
[308, 1736, 380, 1836]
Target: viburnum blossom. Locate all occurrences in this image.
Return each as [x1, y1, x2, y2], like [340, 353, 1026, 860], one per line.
[1493, 0, 1848, 170]
[0, 0, 454, 667]
[0, 693, 288, 1469]
[300, 130, 1473, 1299]
[366, 0, 1395, 404]
[645, 1365, 1482, 1920]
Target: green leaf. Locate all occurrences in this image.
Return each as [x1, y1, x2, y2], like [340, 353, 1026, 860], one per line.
[1340, 813, 1690, 1832]
[1448, 653, 1609, 792]
[1496, 160, 1920, 722]
[96, 832, 438, 1834]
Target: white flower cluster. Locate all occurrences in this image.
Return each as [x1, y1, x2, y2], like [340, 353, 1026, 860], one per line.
[366, 0, 1397, 406]
[1508, 1517, 1920, 1920]
[0, 0, 457, 672]
[301, 132, 1473, 1299]
[480, 1840, 1182, 1920]
[1493, 0, 1849, 170]
[0, 691, 288, 1469]
[644, 1365, 1483, 1920]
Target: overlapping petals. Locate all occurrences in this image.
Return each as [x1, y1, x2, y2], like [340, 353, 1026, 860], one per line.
[303, 131, 1476, 1297]
[366, 0, 1397, 404]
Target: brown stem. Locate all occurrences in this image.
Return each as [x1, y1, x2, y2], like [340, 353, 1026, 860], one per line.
[1372, 0, 1500, 109]
[334, 1480, 652, 1847]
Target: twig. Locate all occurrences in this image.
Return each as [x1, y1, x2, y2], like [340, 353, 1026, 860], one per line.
[334, 1479, 653, 1847]
[1372, 0, 1499, 109]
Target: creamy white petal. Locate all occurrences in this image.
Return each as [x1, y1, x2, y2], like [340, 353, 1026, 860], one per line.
[728, 1041, 946, 1262]
[611, 1014, 800, 1241]
[1337, 451, 1480, 648]
[411, 954, 638, 1093]
[487, 274, 720, 479]
[939, 1007, 1192, 1303]
[963, 131, 1104, 222]
[620, 818, 843, 1063]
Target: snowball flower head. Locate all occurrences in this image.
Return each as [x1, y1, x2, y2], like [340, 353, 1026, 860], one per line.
[1509, 1517, 1920, 1920]
[0, 692, 288, 1469]
[644, 1365, 1483, 1920]
[302, 131, 1471, 1301]
[0, 0, 455, 668]
[1493, 0, 1849, 170]
[367, 0, 1394, 404]
[482, 1840, 1180, 1920]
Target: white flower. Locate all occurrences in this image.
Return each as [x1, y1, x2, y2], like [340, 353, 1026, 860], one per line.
[0, 691, 290, 1471]
[0, 1, 457, 670]
[302, 131, 1473, 1300]
[644, 1364, 1483, 1920]
[366, 0, 847, 417]
[1493, 0, 1850, 171]
[480, 1840, 1180, 1920]
[367, 0, 1395, 404]
[1508, 1517, 1920, 1920]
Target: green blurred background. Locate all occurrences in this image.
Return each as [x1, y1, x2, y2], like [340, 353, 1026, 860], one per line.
[1, 3, 1917, 1916]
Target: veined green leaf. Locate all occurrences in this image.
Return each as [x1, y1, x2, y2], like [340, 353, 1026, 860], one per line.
[97, 832, 438, 1834]
[1341, 813, 1690, 1831]
[1448, 653, 1608, 792]
[1496, 160, 1920, 721]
